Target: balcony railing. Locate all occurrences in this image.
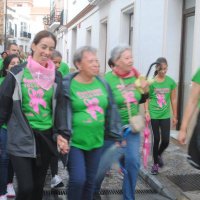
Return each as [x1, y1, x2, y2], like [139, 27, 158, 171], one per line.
[43, 10, 62, 26]
[20, 31, 31, 39]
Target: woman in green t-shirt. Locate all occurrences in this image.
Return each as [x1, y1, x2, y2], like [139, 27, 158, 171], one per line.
[145, 57, 177, 175]
[63, 46, 122, 200]
[51, 50, 70, 78]
[0, 54, 20, 199]
[178, 68, 200, 167]
[104, 45, 149, 200]
[0, 30, 69, 200]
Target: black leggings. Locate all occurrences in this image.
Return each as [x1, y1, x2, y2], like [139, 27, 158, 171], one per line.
[10, 131, 53, 200]
[7, 159, 14, 183]
[151, 118, 170, 164]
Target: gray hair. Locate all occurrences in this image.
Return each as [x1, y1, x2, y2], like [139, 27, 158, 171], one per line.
[110, 45, 132, 62]
[73, 46, 97, 68]
[51, 50, 62, 59]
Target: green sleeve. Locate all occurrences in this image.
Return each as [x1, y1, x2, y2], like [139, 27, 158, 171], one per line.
[58, 62, 70, 77]
[192, 68, 200, 84]
[0, 59, 3, 71]
[171, 77, 177, 90]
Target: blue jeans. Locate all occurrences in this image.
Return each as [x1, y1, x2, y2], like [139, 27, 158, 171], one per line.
[0, 128, 9, 195]
[95, 140, 123, 193]
[67, 146, 102, 200]
[123, 131, 141, 200]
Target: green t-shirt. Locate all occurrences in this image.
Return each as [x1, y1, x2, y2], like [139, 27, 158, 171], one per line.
[105, 72, 142, 125]
[148, 75, 176, 119]
[0, 59, 3, 77]
[0, 77, 7, 129]
[70, 78, 108, 150]
[57, 62, 69, 78]
[192, 68, 200, 84]
[21, 68, 54, 131]
[0, 59, 3, 70]
[192, 68, 200, 108]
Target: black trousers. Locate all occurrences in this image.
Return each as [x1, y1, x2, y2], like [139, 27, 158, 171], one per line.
[10, 129, 55, 200]
[151, 118, 170, 164]
[50, 156, 59, 177]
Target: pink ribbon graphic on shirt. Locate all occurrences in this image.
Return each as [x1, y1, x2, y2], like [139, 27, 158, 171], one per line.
[28, 88, 47, 113]
[84, 98, 103, 120]
[157, 94, 166, 108]
[123, 91, 138, 104]
[117, 84, 125, 91]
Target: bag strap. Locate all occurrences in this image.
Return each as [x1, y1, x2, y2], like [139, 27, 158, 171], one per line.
[119, 78, 132, 119]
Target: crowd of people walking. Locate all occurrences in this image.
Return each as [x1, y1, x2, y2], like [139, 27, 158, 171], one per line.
[0, 29, 199, 200]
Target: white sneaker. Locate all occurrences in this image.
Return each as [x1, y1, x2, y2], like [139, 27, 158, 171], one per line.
[50, 175, 64, 188]
[0, 195, 7, 200]
[7, 183, 16, 198]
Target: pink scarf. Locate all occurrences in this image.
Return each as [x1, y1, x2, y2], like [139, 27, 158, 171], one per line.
[113, 67, 140, 78]
[27, 56, 55, 90]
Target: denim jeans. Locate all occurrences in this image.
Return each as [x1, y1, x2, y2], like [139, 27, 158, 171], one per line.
[95, 140, 124, 193]
[123, 131, 141, 200]
[0, 127, 9, 195]
[67, 146, 102, 200]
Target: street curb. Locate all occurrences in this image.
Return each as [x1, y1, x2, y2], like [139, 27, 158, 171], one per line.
[139, 167, 176, 200]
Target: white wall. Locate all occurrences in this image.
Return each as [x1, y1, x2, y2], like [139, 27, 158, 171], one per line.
[66, 0, 134, 69]
[67, 0, 89, 22]
[192, 0, 200, 74]
[134, 0, 166, 76]
[164, 0, 182, 81]
[33, 0, 50, 7]
[134, 0, 182, 80]
[65, 0, 184, 78]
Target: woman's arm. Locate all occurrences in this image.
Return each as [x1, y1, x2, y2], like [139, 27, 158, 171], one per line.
[144, 99, 150, 121]
[170, 88, 177, 127]
[178, 82, 200, 144]
[54, 72, 70, 154]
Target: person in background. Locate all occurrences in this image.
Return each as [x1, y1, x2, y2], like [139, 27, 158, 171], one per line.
[63, 46, 122, 200]
[6, 43, 19, 56]
[0, 52, 8, 60]
[144, 57, 177, 175]
[108, 58, 115, 69]
[104, 45, 149, 200]
[0, 30, 69, 200]
[0, 54, 20, 200]
[178, 68, 200, 147]
[0, 52, 8, 72]
[19, 51, 27, 63]
[1, 43, 20, 197]
[51, 50, 70, 77]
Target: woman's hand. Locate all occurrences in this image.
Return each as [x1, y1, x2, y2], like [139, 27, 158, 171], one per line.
[145, 111, 151, 122]
[57, 135, 70, 154]
[172, 117, 178, 127]
[178, 129, 187, 145]
[139, 78, 150, 94]
[140, 79, 149, 91]
[135, 76, 150, 94]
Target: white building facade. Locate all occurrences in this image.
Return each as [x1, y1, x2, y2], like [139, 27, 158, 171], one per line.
[1, 0, 50, 53]
[55, 0, 199, 126]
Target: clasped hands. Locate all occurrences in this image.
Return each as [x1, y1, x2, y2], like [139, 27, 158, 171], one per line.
[57, 135, 70, 154]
